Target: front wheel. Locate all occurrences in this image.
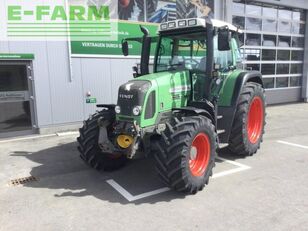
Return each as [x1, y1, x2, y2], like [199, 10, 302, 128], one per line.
[77, 110, 127, 171]
[153, 116, 217, 194]
[228, 82, 266, 156]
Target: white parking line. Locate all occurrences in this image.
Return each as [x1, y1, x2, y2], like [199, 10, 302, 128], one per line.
[106, 180, 170, 202]
[212, 157, 251, 179]
[107, 157, 251, 202]
[277, 140, 308, 150]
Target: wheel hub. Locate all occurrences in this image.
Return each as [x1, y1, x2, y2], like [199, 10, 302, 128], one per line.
[190, 146, 198, 160]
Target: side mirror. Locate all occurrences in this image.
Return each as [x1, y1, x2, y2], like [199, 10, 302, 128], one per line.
[218, 29, 231, 51]
[122, 40, 129, 56]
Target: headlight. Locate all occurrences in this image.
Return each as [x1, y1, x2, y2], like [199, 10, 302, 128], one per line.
[115, 106, 121, 114]
[132, 106, 142, 116]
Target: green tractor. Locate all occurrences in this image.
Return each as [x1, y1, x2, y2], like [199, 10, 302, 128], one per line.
[77, 18, 266, 194]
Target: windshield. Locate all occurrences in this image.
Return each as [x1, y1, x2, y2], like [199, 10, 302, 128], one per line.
[155, 32, 207, 73]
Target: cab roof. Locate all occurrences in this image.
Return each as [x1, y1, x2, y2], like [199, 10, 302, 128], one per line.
[159, 18, 243, 33]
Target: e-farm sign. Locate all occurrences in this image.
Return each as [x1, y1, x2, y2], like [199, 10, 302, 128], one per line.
[0, 0, 118, 41]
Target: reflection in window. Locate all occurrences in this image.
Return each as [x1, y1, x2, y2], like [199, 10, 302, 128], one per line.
[262, 49, 276, 60]
[291, 50, 303, 61]
[292, 37, 304, 47]
[246, 64, 260, 71]
[263, 5, 278, 18]
[262, 64, 275, 75]
[263, 35, 276, 46]
[279, 8, 292, 20]
[291, 64, 303, 74]
[263, 78, 275, 89]
[277, 50, 290, 61]
[278, 36, 291, 47]
[292, 23, 305, 34]
[244, 49, 261, 61]
[277, 64, 290, 74]
[293, 10, 305, 21]
[263, 19, 277, 32]
[232, 16, 245, 29]
[246, 34, 261, 46]
[278, 21, 291, 33]
[246, 17, 262, 31]
[233, 0, 245, 15]
[246, 3, 262, 16]
[290, 77, 302, 87]
[276, 77, 289, 88]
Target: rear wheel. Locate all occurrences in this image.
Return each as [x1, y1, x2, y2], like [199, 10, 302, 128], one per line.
[153, 116, 217, 194]
[229, 82, 266, 156]
[77, 110, 127, 171]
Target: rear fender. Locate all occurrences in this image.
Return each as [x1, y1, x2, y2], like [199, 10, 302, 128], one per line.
[218, 71, 263, 143]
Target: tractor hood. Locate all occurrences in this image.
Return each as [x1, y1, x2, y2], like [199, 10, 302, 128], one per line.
[116, 71, 191, 128]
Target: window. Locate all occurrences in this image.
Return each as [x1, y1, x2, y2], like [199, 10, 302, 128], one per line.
[246, 34, 261, 46]
[291, 50, 303, 61]
[277, 50, 290, 61]
[233, 0, 245, 15]
[233, 16, 245, 29]
[246, 3, 262, 16]
[246, 17, 262, 31]
[276, 77, 289, 88]
[232, 1, 305, 91]
[278, 36, 291, 47]
[263, 35, 276, 47]
[292, 37, 304, 47]
[277, 64, 290, 74]
[262, 64, 275, 75]
[262, 49, 276, 60]
[291, 64, 303, 74]
[263, 19, 277, 32]
[278, 21, 291, 33]
[290, 77, 302, 87]
[156, 34, 207, 73]
[279, 8, 292, 20]
[263, 78, 275, 89]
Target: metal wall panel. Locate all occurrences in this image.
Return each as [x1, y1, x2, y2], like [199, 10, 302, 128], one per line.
[79, 58, 113, 118]
[46, 42, 84, 124]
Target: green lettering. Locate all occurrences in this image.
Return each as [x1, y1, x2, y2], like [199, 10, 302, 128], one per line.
[36, 6, 50, 20]
[88, 6, 110, 21]
[70, 6, 85, 21]
[8, 6, 21, 20]
[51, 6, 67, 20]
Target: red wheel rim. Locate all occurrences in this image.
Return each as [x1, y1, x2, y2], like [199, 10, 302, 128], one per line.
[247, 96, 264, 144]
[189, 133, 210, 177]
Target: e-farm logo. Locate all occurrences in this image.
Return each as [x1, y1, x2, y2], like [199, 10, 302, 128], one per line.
[5, 1, 118, 41]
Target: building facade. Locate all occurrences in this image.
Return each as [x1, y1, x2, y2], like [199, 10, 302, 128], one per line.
[0, 0, 307, 138]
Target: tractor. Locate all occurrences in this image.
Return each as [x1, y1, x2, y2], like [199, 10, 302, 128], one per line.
[77, 18, 266, 194]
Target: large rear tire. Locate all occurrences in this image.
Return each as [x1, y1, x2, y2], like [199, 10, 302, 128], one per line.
[153, 116, 217, 194]
[77, 110, 127, 171]
[228, 82, 266, 156]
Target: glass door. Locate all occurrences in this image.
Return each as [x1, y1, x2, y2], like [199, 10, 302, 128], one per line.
[0, 62, 34, 135]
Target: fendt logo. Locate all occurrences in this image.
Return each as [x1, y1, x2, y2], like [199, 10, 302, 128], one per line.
[1, 0, 118, 41]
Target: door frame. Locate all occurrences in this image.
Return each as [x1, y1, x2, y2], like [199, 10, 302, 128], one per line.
[0, 61, 37, 138]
